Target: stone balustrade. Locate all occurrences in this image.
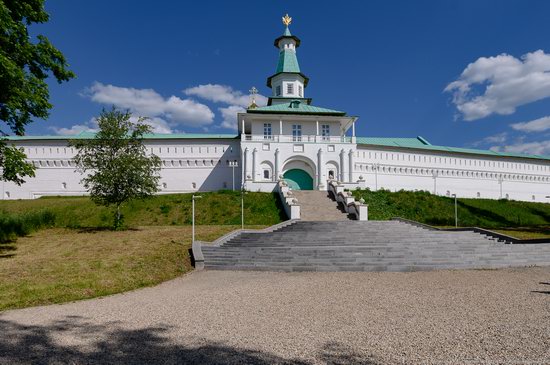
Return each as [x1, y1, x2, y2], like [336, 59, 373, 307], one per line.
[327, 180, 368, 221]
[276, 180, 301, 219]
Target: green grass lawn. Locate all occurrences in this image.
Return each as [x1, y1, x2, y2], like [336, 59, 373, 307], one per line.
[0, 191, 286, 242]
[0, 191, 284, 310]
[0, 191, 286, 229]
[352, 189, 550, 236]
[0, 225, 265, 311]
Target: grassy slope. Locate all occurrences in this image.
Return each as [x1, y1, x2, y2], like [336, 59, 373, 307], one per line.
[0, 191, 283, 311]
[0, 225, 263, 311]
[0, 191, 286, 228]
[352, 189, 550, 230]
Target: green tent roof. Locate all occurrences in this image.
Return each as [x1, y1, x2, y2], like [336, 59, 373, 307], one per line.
[248, 100, 346, 116]
[276, 49, 301, 73]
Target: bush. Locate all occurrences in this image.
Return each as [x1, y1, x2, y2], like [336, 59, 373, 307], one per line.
[0, 210, 56, 243]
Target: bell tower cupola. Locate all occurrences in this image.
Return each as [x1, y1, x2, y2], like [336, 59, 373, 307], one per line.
[266, 14, 310, 106]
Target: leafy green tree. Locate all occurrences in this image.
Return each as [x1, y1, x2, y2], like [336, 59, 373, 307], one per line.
[71, 109, 162, 229]
[0, 0, 75, 183]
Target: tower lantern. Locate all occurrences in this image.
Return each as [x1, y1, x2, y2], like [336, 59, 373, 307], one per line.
[266, 14, 310, 105]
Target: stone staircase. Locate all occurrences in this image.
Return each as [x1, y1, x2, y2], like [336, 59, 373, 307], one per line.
[200, 220, 550, 272]
[292, 190, 351, 221]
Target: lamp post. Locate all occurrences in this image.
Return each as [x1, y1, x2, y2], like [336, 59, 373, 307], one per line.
[229, 161, 238, 191]
[192, 195, 202, 243]
[451, 193, 458, 227]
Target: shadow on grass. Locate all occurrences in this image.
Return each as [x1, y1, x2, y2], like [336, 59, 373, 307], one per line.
[496, 226, 550, 236]
[526, 206, 550, 223]
[76, 227, 141, 234]
[0, 317, 380, 365]
[457, 201, 516, 227]
[0, 244, 17, 259]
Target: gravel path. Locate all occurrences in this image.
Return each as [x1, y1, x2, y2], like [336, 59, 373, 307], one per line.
[1, 268, 549, 364]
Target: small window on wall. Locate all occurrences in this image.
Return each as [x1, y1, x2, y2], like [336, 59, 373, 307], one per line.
[298, 85, 303, 97]
[287, 83, 294, 95]
[263, 169, 271, 180]
[276, 85, 281, 96]
[328, 170, 335, 179]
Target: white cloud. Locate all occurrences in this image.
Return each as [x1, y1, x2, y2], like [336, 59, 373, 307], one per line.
[184, 84, 267, 108]
[491, 140, 550, 155]
[471, 132, 509, 147]
[50, 115, 175, 135]
[511, 116, 550, 133]
[84, 82, 214, 128]
[65, 82, 266, 134]
[49, 118, 98, 136]
[184, 84, 268, 131]
[218, 105, 245, 130]
[445, 50, 550, 121]
[135, 116, 173, 134]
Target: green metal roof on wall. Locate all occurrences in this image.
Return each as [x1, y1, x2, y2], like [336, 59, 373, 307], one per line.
[248, 100, 346, 116]
[357, 136, 550, 161]
[356, 137, 431, 148]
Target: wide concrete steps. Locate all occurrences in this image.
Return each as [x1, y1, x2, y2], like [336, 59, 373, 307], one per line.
[200, 221, 550, 272]
[292, 190, 350, 221]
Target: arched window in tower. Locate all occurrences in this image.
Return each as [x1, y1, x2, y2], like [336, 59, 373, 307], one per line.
[276, 85, 281, 96]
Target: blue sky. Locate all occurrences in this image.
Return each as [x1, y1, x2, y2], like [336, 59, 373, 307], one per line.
[27, 1, 550, 154]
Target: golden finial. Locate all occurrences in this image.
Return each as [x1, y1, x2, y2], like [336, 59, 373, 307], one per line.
[282, 14, 292, 26]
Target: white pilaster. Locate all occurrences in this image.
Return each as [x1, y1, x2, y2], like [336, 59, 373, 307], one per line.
[348, 149, 354, 183]
[252, 148, 258, 182]
[340, 149, 346, 182]
[317, 148, 324, 189]
[279, 119, 283, 135]
[274, 148, 280, 180]
[244, 147, 250, 181]
[241, 119, 245, 140]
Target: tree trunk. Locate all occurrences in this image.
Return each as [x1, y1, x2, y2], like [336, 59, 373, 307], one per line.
[115, 204, 121, 229]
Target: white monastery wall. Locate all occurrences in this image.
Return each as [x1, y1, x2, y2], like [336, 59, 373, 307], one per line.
[1, 138, 241, 200]
[354, 145, 550, 202]
[2, 138, 550, 202]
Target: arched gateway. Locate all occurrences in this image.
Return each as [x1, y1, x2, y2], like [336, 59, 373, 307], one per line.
[283, 169, 313, 190]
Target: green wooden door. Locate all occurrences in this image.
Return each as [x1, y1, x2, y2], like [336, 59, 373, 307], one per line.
[283, 169, 313, 190]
